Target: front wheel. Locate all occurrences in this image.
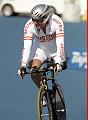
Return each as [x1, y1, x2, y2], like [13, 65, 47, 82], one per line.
[37, 87, 54, 120]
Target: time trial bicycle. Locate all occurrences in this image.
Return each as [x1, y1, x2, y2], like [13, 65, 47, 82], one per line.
[26, 58, 67, 120]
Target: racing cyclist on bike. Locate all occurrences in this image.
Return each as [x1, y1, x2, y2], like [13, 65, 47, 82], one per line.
[18, 4, 67, 88]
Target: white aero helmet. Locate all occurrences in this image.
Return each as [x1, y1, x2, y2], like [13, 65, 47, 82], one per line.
[31, 4, 54, 24]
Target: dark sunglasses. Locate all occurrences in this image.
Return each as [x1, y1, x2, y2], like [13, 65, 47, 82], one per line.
[32, 16, 47, 22]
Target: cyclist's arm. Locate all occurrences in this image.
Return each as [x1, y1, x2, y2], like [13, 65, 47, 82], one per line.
[55, 17, 65, 64]
[21, 22, 33, 67]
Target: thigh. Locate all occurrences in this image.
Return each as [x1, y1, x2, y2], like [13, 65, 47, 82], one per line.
[29, 59, 42, 68]
[29, 48, 47, 68]
[30, 48, 47, 64]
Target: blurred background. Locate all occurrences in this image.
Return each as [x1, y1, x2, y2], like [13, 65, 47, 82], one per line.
[0, 0, 87, 22]
[0, 0, 86, 120]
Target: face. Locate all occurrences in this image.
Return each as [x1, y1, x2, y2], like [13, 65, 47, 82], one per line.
[32, 19, 45, 28]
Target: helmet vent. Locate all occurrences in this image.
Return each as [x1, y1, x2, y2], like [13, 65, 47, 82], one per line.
[35, 12, 38, 15]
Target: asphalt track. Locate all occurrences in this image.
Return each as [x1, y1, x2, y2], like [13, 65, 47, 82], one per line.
[0, 16, 86, 120]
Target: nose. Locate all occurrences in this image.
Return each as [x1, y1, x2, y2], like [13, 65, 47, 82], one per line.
[34, 22, 42, 26]
[34, 21, 41, 24]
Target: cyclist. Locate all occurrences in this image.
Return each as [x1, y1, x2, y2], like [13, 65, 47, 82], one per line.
[18, 4, 67, 88]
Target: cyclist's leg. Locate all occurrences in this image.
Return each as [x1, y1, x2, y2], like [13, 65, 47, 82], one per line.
[29, 59, 43, 88]
[29, 48, 47, 88]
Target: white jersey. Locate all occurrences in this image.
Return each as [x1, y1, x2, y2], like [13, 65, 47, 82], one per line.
[22, 14, 65, 67]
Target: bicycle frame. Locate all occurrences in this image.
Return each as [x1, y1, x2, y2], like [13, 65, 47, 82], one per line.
[38, 59, 65, 108]
[26, 58, 66, 120]
[26, 58, 66, 109]
[42, 59, 66, 109]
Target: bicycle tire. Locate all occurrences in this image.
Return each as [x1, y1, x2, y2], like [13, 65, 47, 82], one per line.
[56, 83, 66, 110]
[37, 86, 54, 120]
[51, 83, 67, 120]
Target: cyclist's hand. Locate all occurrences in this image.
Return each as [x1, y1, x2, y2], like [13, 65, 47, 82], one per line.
[54, 64, 62, 73]
[17, 67, 26, 79]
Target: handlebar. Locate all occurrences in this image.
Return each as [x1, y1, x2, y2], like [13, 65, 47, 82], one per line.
[25, 66, 55, 81]
[25, 58, 64, 76]
[26, 66, 54, 74]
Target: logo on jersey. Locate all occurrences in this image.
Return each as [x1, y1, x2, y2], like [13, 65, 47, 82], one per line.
[24, 21, 33, 34]
[53, 18, 63, 31]
[36, 32, 56, 42]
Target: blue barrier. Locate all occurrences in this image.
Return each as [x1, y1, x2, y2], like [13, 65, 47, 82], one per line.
[0, 17, 86, 120]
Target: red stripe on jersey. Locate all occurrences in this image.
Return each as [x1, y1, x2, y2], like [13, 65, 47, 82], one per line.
[56, 35, 64, 37]
[56, 33, 64, 35]
[24, 36, 32, 40]
[56, 33, 64, 37]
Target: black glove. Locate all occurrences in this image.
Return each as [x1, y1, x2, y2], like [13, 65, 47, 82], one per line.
[18, 67, 26, 79]
[54, 63, 62, 73]
[60, 61, 67, 70]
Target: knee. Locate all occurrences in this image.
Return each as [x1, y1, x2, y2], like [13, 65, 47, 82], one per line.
[31, 72, 39, 78]
[30, 67, 39, 77]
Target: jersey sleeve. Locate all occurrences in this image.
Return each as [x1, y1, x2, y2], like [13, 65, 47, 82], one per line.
[55, 16, 65, 64]
[21, 21, 33, 67]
